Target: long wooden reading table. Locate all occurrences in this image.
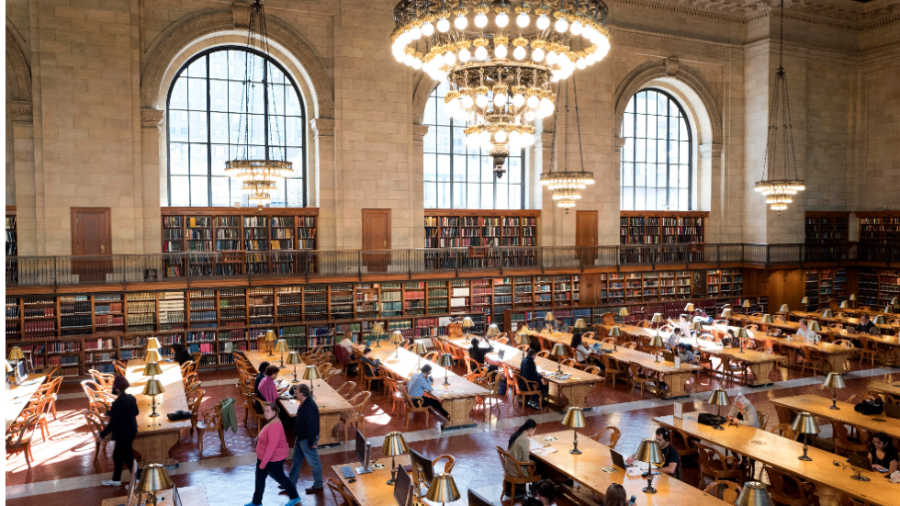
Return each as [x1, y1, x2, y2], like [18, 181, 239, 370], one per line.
[771, 394, 900, 440]
[124, 359, 191, 466]
[240, 350, 353, 445]
[101, 486, 209, 506]
[5, 369, 50, 431]
[705, 323, 854, 372]
[332, 455, 411, 506]
[655, 412, 894, 506]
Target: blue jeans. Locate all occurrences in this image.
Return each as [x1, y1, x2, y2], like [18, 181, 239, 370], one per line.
[289, 438, 323, 488]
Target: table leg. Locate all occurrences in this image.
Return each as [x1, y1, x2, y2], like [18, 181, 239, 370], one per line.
[660, 372, 693, 398]
[133, 430, 180, 467]
[318, 412, 342, 446]
[441, 397, 478, 429]
[747, 362, 775, 386]
[557, 383, 592, 408]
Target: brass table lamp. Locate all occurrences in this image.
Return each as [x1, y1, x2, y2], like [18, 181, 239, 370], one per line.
[137, 462, 174, 506]
[413, 341, 427, 371]
[146, 337, 160, 350]
[562, 407, 586, 454]
[485, 324, 500, 341]
[892, 296, 899, 307]
[742, 299, 752, 314]
[649, 334, 664, 363]
[438, 353, 454, 386]
[391, 330, 404, 358]
[651, 313, 665, 327]
[371, 323, 385, 348]
[762, 314, 774, 324]
[823, 372, 845, 410]
[885, 305, 895, 315]
[779, 304, 790, 314]
[684, 302, 695, 313]
[801, 296, 810, 305]
[550, 342, 567, 373]
[722, 308, 733, 319]
[7, 346, 25, 384]
[145, 349, 161, 364]
[634, 439, 663, 493]
[143, 378, 165, 418]
[874, 315, 886, 326]
[691, 321, 704, 345]
[708, 388, 730, 430]
[735, 481, 774, 506]
[515, 331, 531, 346]
[425, 473, 460, 506]
[840, 300, 849, 309]
[808, 320, 821, 333]
[822, 309, 834, 319]
[287, 351, 301, 383]
[608, 326, 621, 351]
[303, 365, 320, 398]
[544, 311, 556, 333]
[142, 361, 162, 379]
[850, 293, 857, 306]
[265, 330, 276, 357]
[275, 339, 289, 368]
[737, 327, 749, 354]
[619, 307, 630, 317]
[791, 411, 819, 461]
[383, 431, 409, 485]
[574, 319, 587, 331]
[461, 317, 474, 339]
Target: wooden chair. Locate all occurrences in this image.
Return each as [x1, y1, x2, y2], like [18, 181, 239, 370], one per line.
[516, 344, 530, 352]
[561, 358, 578, 368]
[83, 410, 110, 461]
[113, 360, 127, 376]
[758, 412, 770, 432]
[628, 363, 656, 397]
[670, 427, 699, 461]
[496, 446, 541, 503]
[383, 376, 406, 415]
[196, 402, 227, 453]
[765, 466, 819, 506]
[475, 370, 503, 416]
[433, 454, 456, 473]
[583, 365, 602, 376]
[603, 355, 628, 387]
[398, 384, 431, 430]
[859, 336, 879, 367]
[832, 422, 869, 457]
[317, 362, 334, 378]
[21, 393, 52, 442]
[801, 346, 831, 375]
[361, 362, 385, 394]
[513, 372, 543, 410]
[40, 376, 62, 420]
[190, 351, 202, 365]
[327, 477, 359, 506]
[248, 396, 267, 434]
[536, 350, 551, 359]
[770, 423, 800, 441]
[180, 360, 195, 376]
[343, 391, 372, 442]
[698, 442, 743, 487]
[591, 426, 621, 448]
[88, 369, 115, 390]
[621, 342, 637, 350]
[6, 414, 40, 469]
[497, 337, 509, 345]
[336, 381, 356, 398]
[704, 481, 743, 503]
[187, 388, 205, 436]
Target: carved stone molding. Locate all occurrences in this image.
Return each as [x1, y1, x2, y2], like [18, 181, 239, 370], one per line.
[232, 2, 252, 30]
[8, 100, 33, 123]
[664, 56, 679, 77]
[310, 118, 335, 138]
[412, 79, 438, 125]
[412, 124, 430, 137]
[614, 137, 628, 149]
[699, 143, 723, 158]
[141, 108, 165, 129]
[6, 29, 31, 103]
[141, 9, 333, 117]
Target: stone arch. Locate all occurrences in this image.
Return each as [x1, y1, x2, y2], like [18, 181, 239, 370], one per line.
[412, 77, 440, 125]
[140, 8, 333, 119]
[6, 26, 31, 103]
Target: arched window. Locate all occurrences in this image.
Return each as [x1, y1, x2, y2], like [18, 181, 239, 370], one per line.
[620, 88, 692, 211]
[166, 47, 306, 207]
[423, 82, 524, 209]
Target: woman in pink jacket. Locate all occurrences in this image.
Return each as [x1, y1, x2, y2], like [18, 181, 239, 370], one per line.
[246, 403, 300, 506]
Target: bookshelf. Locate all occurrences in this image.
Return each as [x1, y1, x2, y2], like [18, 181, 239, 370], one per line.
[802, 268, 847, 310]
[423, 210, 540, 248]
[600, 269, 739, 305]
[805, 212, 849, 243]
[161, 208, 318, 253]
[858, 212, 900, 244]
[6, 207, 17, 285]
[619, 211, 707, 245]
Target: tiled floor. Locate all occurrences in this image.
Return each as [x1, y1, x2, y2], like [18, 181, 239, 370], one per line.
[7, 361, 900, 506]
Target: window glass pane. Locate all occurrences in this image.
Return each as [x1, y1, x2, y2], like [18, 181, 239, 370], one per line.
[268, 84, 285, 115]
[646, 188, 657, 211]
[170, 111, 188, 142]
[623, 138, 633, 162]
[267, 63, 284, 85]
[437, 183, 450, 208]
[248, 115, 265, 145]
[657, 188, 667, 210]
[188, 57, 206, 77]
[467, 183, 479, 208]
[210, 144, 228, 175]
[285, 88, 302, 116]
[646, 140, 656, 164]
[670, 189, 679, 210]
[679, 189, 688, 211]
[210, 52, 227, 79]
[437, 155, 451, 182]
[496, 184, 509, 209]
[635, 187, 645, 209]
[248, 83, 264, 114]
[646, 91, 657, 115]
[635, 163, 646, 187]
[481, 157, 493, 183]
[635, 114, 646, 138]
[424, 154, 436, 181]
[170, 143, 189, 175]
[229, 81, 247, 113]
[423, 127, 436, 153]
[622, 163, 634, 186]
[657, 140, 667, 164]
[680, 141, 689, 161]
[452, 183, 465, 208]
[285, 117, 303, 147]
[452, 155, 466, 181]
[423, 98, 437, 125]
[286, 179, 304, 206]
[625, 96, 635, 113]
[424, 182, 437, 208]
[171, 176, 190, 206]
[188, 79, 207, 110]
[190, 176, 208, 206]
[508, 157, 521, 184]
[636, 139, 645, 162]
[189, 144, 208, 175]
[436, 127, 451, 153]
[170, 79, 187, 110]
[622, 187, 633, 210]
[211, 177, 230, 206]
[480, 183, 493, 208]
[509, 186, 521, 209]
[452, 128, 466, 154]
[188, 111, 207, 142]
[436, 99, 450, 126]
[679, 165, 688, 189]
[211, 113, 228, 143]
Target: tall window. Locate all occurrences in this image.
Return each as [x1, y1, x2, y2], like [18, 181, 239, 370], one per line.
[620, 88, 692, 211]
[166, 47, 306, 207]
[423, 82, 524, 209]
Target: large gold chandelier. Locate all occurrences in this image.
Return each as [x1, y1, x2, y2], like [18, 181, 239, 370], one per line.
[754, 0, 804, 213]
[225, 0, 292, 207]
[540, 77, 594, 212]
[391, 0, 610, 177]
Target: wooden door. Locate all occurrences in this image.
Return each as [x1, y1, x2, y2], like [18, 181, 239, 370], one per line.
[71, 208, 112, 282]
[362, 209, 391, 273]
[576, 211, 598, 266]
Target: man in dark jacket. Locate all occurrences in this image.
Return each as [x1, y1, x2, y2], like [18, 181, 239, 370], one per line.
[358, 347, 383, 390]
[519, 349, 549, 410]
[252, 361, 270, 414]
[171, 343, 192, 366]
[99, 376, 139, 486]
[288, 383, 324, 494]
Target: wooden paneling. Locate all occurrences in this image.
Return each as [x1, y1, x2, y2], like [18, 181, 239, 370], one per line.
[71, 208, 111, 256]
[743, 269, 804, 312]
[362, 209, 391, 250]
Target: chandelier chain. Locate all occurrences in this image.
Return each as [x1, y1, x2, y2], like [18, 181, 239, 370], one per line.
[549, 82, 561, 174]
[573, 76, 584, 172]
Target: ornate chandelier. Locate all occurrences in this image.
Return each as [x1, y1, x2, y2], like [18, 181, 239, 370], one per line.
[391, 0, 610, 177]
[540, 78, 594, 212]
[225, 0, 292, 208]
[754, 0, 804, 213]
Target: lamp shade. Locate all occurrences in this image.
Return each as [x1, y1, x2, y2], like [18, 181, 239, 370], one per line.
[874, 315, 886, 325]
[515, 332, 531, 346]
[684, 303, 695, 312]
[303, 365, 320, 381]
[885, 306, 895, 315]
[545, 311, 556, 322]
[762, 314, 774, 324]
[5, 361, 12, 373]
[822, 309, 834, 318]
[801, 296, 810, 305]
[722, 308, 733, 318]
[735, 481, 774, 506]
[649, 335, 665, 348]
[425, 473, 461, 503]
[145, 349, 161, 364]
[438, 353, 454, 368]
[840, 301, 849, 309]
[137, 463, 173, 493]
[562, 407, 586, 428]
[634, 439, 663, 464]
[275, 339, 289, 352]
[708, 388, 730, 406]
[619, 308, 630, 317]
[265, 330, 276, 342]
[737, 327, 749, 339]
[823, 372, 845, 389]
[608, 326, 621, 337]
[413, 341, 427, 355]
[287, 351, 302, 365]
[145, 337, 160, 350]
[551, 342, 567, 357]
[791, 412, 820, 435]
[779, 304, 790, 313]
[742, 299, 752, 308]
[808, 320, 821, 332]
[382, 431, 409, 456]
[7, 346, 24, 361]
[143, 378, 165, 396]
[371, 322, 385, 334]
[651, 313, 665, 323]
[462, 317, 474, 329]
[691, 321, 704, 331]
[574, 319, 587, 330]
[142, 361, 162, 377]
[391, 330, 404, 345]
[486, 324, 501, 339]
[892, 297, 899, 306]
[849, 294, 857, 302]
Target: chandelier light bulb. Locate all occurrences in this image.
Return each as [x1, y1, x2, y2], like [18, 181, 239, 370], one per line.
[509, 130, 521, 146]
[410, 25, 422, 39]
[495, 44, 507, 59]
[532, 47, 545, 62]
[479, 130, 492, 146]
[443, 51, 456, 65]
[539, 97, 554, 116]
[570, 20, 583, 35]
[494, 93, 507, 107]
[461, 94, 474, 109]
[496, 12, 509, 27]
[458, 47, 471, 62]
[394, 49, 405, 62]
[517, 12, 530, 27]
[475, 46, 488, 60]
[555, 18, 569, 33]
[466, 133, 480, 147]
[432, 53, 444, 67]
[495, 130, 507, 143]
[475, 94, 488, 108]
[513, 46, 527, 60]
[546, 51, 558, 65]
[512, 93, 525, 108]
[454, 14, 468, 30]
[527, 94, 540, 109]
[437, 17, 450, 32]
[413, 58, 423, 69]
[576, 58, 586, 69]
[537, 14, 550, 30]
[421, 21, 434, 36]
[404, 53, 414, 66]
[475, 12, 488, 28]
[583, 24, 596, 38]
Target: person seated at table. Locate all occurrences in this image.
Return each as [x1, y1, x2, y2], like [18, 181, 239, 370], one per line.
[795, 318, 819, 344]
[725, 394, 760, 428]
[693, 309, 713, 325]
[469, 337, 498, 372]
[171, 343, 192, 366]
[570, 332, 592, 364]
[722, 329, 735, 348]
[519, 349, 549, 410]
[855, 314, 875, 334]
[408, 364, 450, 418]
[505, 419, 537, 480]
[358, 347, 383, 389]
[676, 343, 697, 365]
[626, 427, 682, 480]
[678, 314, 693, 339]
[533, 480, 557, 506]
[666, 328, 682, 351]
[868, 432, 899, 473]
[257, 365, 290, 404]
[601, 484, 627, 506]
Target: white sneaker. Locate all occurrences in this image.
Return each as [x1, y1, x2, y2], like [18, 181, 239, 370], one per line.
[101, 480, 122, 486]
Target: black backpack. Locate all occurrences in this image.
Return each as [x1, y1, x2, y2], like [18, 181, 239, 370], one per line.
[855, 398, 884, 415]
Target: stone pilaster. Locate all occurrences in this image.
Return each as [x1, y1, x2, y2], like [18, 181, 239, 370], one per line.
[10, 100, 37, 256]
[699, 142, 723, 243]
[411, 124, 429, 249]
[311, 118, 336, 250]
[142, 108, 165, 253]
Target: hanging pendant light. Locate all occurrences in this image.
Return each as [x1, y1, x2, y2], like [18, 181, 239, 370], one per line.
[540, 78, 595, 213]
[225, 0, 292, 209]
[754, 0, 804, 214]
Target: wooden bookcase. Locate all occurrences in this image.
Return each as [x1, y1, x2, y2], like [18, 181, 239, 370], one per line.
[805, 212, 849, 243]
[802, 268, 848, 310]
[858, 211, 900, 244]
[161, 208, 318, 253]
[424, 209, 540, 248]
[601, 269, 741, 305]
[6, 206, 16, 285]
[619, 211, 707, 245]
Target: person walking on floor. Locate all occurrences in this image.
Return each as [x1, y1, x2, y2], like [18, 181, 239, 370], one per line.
[245, 402, 301, 506]
[287, 383, 325, 494]
[99, 376, 139, 487]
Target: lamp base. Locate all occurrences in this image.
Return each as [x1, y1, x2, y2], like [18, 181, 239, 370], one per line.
[149, 412, 160, 418]
[829, 405, 840, 410]
[713, 424, 724, 431]
[569, 448, 582, 455]
[798, 455, 812, 461]
[642, 486, 657, 494]
[850, 474, 871, 482]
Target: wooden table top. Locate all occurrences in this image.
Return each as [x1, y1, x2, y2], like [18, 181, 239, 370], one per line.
[791, 311, 896, 330]
[869, 381, 900, 397]
[368, 346, 489, 400]
[449, 338, 602, 386]
[655, 413, 894, 506]
[241, 350, 352, 416]
[709, 324, 852, 355]
[333, 455, 410, 506]
[832, 329, 900, 347]
[521, 328, 574, 341]
[100, 485, 209, 506]
[771, 394, 900, 440]
[5, 369, 50, 431]
[125, 359, 192, 433]
[600, 324, 784, 364]
[529, 430, 728, 506]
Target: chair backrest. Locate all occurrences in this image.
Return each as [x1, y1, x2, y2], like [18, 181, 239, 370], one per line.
[397, 384, 423, 406]
[536, 350, 550, 359]
[423, 351, 440, 363]
[758, 411, 770, 431]
[622, 342, 637, 350]
[336, 381, 356, 398]
[698, 442, 731, 473]
[583, 365, 601, 376]
[704, 481, 742, 503]
[83, 410, 105, 439]
[766, 466, 815, 501]
[349, 391, 372, 415]
[591, 426, 621, 448]
[514, 372, 537, 391]
[7, 414, 40, 447]
[327, 477, 359, 506]
[432, 454, 456, 473]
[495, 446, 531, 478]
